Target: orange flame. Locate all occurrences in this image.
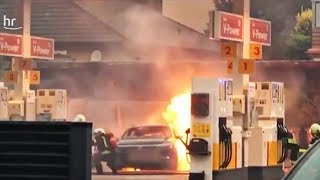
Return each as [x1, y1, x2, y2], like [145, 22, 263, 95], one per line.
[162, 91, 191, 171]
[121, 167, 141, 172]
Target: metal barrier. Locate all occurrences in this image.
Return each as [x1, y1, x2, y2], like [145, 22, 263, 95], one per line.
[0, 121, 92, 180]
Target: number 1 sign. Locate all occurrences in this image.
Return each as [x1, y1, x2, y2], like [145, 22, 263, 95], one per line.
[238, 59, 255, 74]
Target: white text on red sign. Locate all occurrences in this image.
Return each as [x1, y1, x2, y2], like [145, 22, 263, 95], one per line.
[215, 11, 243, 42]
[0, 33, 22, 57]
[250, 18, 271, 46]
[31, 36, 54, 60]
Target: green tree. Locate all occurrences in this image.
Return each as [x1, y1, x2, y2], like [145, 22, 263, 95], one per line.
[286, 8, 312, 60]
[214, 0, 233, 13]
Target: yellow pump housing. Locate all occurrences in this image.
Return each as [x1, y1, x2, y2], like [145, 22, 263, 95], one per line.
[188, 77, 242, 180]
[248, 82, 286, 168]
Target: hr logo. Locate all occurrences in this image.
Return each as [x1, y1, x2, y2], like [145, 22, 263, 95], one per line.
[2, 14, 22, 30]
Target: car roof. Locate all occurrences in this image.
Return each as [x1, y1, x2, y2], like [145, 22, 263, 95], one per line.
[129, 125, 171, 129]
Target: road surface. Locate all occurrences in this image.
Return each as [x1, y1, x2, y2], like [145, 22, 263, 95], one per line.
[91, 165, 189, 179]
[92, 175, 188, 180]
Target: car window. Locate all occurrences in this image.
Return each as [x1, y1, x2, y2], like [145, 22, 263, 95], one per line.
[285, 142, 320, 180]
[122, 126, 172, 139]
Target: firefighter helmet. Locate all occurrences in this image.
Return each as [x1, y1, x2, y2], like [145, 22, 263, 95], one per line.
[309, 123, 320, 137]
[93, 128, 106, 135]
[73, 114, 87, 122]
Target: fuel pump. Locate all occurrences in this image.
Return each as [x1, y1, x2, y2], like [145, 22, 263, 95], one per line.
[183, 77, 242, 180]
[219, 118, 233, 169]
[277, 118, 289, 164]
[247, 82, 286, 179]
[25, 90, 36, 121]
[36, 89, 68, 121]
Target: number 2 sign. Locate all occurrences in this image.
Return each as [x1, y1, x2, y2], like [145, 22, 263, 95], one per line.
[220, 42, 237, 58]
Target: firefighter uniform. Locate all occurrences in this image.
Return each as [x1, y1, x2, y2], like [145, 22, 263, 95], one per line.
[287, 131, 299, 164]
[92, 128, 117, 175]
[309, 123, 320, 147]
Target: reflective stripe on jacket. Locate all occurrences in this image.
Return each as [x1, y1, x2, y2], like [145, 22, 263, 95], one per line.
[288, 137, 297, 144]
[287, 131, 297, 144]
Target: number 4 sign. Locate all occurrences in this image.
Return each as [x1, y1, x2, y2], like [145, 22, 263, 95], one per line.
[227, 60, 233, 74]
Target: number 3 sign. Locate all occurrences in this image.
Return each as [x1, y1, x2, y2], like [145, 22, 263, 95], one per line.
[250, 43, 262, 60]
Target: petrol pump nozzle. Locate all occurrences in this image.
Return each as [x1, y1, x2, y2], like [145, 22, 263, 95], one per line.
[277, 122, 289, 164]
[219, 125, 233, 169]
[176, 128, 190, 149]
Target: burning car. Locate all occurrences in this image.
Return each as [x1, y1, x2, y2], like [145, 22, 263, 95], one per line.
[115, 125, 178, 171]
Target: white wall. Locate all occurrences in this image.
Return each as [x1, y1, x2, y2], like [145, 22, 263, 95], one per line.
[162, 0, 214, 34]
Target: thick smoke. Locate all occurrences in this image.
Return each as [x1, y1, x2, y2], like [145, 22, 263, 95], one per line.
[63, 2, 220, 136]
[50, 1, 310, 138]
[253, 65, 307, 127]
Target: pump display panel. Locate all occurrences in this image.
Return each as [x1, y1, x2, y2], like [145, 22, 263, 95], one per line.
[191, 93, 209, 117]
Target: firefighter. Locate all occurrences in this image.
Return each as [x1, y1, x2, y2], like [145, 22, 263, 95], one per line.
[309, 123, 320, 147]
[92, 128, 117, 175]
[287, 130, 299, 165]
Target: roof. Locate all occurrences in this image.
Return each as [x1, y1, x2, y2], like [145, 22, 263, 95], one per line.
[255, 60, 320, 69]
[75, 0, 219, 52]
[0, 0, 124, 42]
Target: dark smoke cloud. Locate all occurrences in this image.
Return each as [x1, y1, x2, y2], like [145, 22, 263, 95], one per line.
[48, 1, 307, 137]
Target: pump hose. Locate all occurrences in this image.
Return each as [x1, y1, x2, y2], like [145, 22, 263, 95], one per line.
[220, 141, 226, 169]
[221, 141, 228, 169]
[186, 151, 191, 164]
[219, 143, 223, 168]
[220, 125, 228, 169]
[277, 125, 289, 164]
[278, 138, 288, 163]
[224, 127, 233, 168]
[278, 139, 285, 163]
[226, 140, 231, 168]
[226, 137, 232, 167]
[224, 140, 229, 169]
[224, 134, 232, 168]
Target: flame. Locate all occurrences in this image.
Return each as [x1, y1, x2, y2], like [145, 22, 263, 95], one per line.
[162, 91, 191, 171]
[121, 167, 141, 172]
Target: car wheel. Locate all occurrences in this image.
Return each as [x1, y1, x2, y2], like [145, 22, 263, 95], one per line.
[114, 157, 123, 171]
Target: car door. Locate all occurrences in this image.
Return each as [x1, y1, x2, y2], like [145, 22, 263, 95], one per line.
[283, 140, 320, 180]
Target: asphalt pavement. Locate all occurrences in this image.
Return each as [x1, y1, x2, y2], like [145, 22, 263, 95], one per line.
[91, 165, 188, 179]
[92, 175, 188, 180]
